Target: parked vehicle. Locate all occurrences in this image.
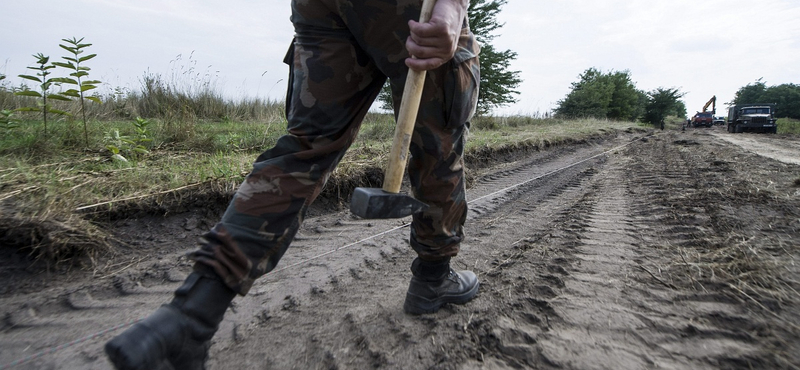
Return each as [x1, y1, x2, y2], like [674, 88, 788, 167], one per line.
[726, 104, 777, 134]
[691, 96, 716, 127]
[713, 116, 725, 125]
[692, 112, 714, 127]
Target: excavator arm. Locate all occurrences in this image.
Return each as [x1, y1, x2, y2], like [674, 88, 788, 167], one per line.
[702, 95, 716, 114]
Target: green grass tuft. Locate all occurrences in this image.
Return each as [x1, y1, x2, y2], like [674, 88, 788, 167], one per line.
[777, 118, 800, 134]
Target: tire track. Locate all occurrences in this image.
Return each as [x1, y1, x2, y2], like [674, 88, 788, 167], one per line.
[205, 136, 625, 369]
[461, 133, 783, 369]
[11, 130, 792, 370]
[0, 135, 629, 370]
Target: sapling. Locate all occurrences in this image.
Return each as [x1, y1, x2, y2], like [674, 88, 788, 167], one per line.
[104, 117, 151, 163]
[131, 117, 153, 147]
[1, 109, 19, 134]
[52, 37, 102, 147]
[15, 53, 71, 135]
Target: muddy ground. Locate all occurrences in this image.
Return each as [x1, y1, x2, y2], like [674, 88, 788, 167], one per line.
[1, 125, 799, 369]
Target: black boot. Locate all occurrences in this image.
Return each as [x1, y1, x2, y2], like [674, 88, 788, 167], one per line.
[403, 257, 479, 315]
[105, 272, 237, 370]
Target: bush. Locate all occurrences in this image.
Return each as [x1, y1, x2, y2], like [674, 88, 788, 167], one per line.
[777, 118, 800, 134]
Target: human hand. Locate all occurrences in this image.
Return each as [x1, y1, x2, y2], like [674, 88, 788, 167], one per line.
[405, 0, 467, 71]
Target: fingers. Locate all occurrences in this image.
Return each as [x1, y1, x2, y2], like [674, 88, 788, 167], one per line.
[405, 19, 458, 71]
[404, 0, 467, 71]
[407, 20, 456, 55]
[405, 55, 447, 71]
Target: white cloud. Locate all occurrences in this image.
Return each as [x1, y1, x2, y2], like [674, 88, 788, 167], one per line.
[2, 0, 797, 117]
[494, 0, 800, 115]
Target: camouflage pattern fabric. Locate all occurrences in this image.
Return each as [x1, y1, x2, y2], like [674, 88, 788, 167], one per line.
[191, 0, 480, 295]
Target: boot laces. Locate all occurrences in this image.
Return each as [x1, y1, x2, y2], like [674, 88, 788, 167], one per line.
[446, 269, 460, 283]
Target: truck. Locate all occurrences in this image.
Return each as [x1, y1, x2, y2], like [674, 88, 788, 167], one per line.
[726, 103, 778, 134]
[691, 112, 714, 127]
[691, 95, 716, 127]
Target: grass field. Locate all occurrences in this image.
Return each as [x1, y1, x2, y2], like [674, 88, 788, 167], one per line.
[1, 114, 643, 211]
[0, 110, 644, 262]
[778, 117, 800, 134]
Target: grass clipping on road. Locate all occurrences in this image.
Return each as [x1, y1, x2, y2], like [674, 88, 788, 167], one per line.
[0, 116, 641, 267]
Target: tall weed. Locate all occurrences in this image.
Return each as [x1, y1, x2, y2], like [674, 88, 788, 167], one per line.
[777, 118, 800, 134]
[51, 37, 102, 147]
[14, 53, 71, 134]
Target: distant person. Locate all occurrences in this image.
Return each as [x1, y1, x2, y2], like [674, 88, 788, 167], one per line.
[104, 0, 480, 369]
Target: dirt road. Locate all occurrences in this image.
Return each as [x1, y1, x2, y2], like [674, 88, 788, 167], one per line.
[1, 126, 799, 369]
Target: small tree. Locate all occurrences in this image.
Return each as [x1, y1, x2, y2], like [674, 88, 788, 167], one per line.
[555, 68, 614, 119]
[468, 0, 521, 115]
[643, 87, 685, 126]
[1, 109, 20, 135]
[731, 78, 767, 106]
[15, 53, 71, 135]
[555, 68, 644, 121]
[104, 117, 152, 163]
[761, 83, 800, 119]
[52, 37, 102, 147]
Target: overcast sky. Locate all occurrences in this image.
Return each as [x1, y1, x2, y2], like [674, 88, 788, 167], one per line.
[3, 0, 799, 117]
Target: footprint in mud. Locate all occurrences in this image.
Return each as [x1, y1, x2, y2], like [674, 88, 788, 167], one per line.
[112, 275, 141, 295]
[349, 267, 363, 280]
[3, 305, 56, 329]
[524, 297, 560, 322]
[546, 263, 569, 275]
[470, 312, 551, 367]
[66, 291, 113, 310]
[531, 285, 557, 299]
[537, 274, 565, 289]
[673, 139, 700, 146]
[282, 295, 300, 311]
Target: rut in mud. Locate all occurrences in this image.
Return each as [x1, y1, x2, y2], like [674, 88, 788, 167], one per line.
[1, 127, 798, 370]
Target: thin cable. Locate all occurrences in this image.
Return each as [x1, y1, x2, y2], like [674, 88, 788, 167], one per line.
[271, 137, 640, 277]
[0, 318, 143, 370]
[269, 223, 412, 275]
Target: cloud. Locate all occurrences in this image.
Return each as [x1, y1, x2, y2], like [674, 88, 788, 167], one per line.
[491, 0, 800, 115]
[3, 0, 797, 116]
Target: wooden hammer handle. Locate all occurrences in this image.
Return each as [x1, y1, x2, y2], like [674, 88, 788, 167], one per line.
[383, 0, 437, 194]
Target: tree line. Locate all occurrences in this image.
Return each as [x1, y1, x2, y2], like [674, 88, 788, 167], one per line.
[731, 79, 800, 119]
[555, 70, 800, 123]
[554, 68, 685, 125]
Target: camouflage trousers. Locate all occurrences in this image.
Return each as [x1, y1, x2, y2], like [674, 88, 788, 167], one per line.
[191, 0, 480, 295]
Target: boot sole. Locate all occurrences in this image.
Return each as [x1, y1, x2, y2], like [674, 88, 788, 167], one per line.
[403, 281, 480, 315]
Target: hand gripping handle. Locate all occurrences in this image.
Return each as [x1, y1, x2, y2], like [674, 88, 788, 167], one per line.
[382, 0, 437, 194]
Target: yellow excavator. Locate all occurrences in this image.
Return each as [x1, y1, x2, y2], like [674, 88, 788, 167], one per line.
[702, 95, 716, 114]
[691, 95, 716, 127]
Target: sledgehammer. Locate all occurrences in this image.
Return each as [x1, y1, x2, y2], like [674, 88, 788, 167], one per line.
[349, 0, 436, 219]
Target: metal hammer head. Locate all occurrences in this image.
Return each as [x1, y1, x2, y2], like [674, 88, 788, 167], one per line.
[350, 187, 429, 219]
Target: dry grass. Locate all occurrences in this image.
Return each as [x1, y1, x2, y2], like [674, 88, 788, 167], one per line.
[0, 205, 112, 270]
[626, 132, 800, 344]
[663, 158, 800, 326]
[675, 237, 796, 303]
[777, 118, 800, 135]
[0, 114, 642, 268]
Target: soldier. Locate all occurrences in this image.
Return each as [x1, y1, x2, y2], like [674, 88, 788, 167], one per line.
[105, 0, 480, 369]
